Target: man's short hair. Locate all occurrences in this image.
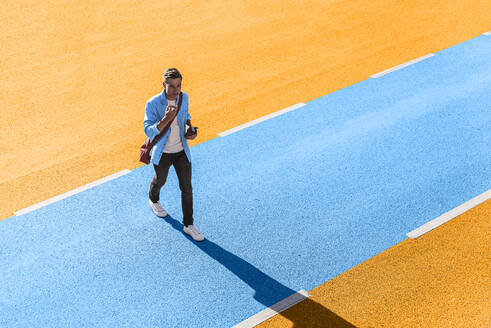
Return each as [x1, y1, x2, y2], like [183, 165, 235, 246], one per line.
[163, 68, 182, 83]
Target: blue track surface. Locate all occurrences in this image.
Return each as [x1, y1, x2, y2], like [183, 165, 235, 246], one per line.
[1, 35, 490, 327]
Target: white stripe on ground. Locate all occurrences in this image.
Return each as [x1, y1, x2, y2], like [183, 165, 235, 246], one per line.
[14, 169, 132, 216]
[370, 54, 435, 78]
[484, 31, 491, 35]
[233, 289, 310, 328]
[406, 189, 491, 239]
[218, 103, 306, 137]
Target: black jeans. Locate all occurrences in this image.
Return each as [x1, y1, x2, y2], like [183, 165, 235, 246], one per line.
[149, 150, 193, 226]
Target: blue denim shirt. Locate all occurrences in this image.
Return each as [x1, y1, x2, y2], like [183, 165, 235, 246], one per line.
[143, 90, 192, 165]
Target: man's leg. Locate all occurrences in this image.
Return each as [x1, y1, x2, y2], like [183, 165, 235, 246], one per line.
[173, 151, 193, 226]
[149, 154, 173, 203]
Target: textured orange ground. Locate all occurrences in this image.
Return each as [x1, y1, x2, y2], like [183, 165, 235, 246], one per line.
[1, 0, 490, 219]
[256, 200, 491, 328]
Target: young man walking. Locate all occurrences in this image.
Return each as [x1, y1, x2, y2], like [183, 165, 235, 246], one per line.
[143, 68, 204, 241]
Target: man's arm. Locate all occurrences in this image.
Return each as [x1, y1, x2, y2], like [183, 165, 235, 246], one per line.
[143, 101, 161, 141]
[184, 95, 196, 139]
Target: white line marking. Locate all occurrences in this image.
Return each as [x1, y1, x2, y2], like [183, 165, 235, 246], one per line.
[406, 189, 491, 239]
[14, 169, 132, 216]
[233, 289, 309, 328]
[370, 54, 435, 78]
[484, 31, 491, 36]
[218, 103, 306, 137]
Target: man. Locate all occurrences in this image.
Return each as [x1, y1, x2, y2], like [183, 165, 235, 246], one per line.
[143, 68, 204, 242]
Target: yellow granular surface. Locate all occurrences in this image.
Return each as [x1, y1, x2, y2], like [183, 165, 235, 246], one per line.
[256, 200, 491, 328]
[1, 1, 490, 219]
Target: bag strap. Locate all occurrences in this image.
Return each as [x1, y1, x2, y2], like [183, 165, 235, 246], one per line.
[149, 92, 183, 147]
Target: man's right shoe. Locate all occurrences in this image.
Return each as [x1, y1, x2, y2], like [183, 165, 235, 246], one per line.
[149, 200, 167, 217]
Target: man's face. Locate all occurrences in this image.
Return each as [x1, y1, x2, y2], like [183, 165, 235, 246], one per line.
[163, 78, 181, 100]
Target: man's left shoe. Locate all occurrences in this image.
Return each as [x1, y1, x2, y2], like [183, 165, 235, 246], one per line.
[183, 224, 205, 241]
[149, 200, 167, 218]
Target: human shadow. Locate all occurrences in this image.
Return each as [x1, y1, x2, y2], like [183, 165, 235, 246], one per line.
[162, 215, 356, 328]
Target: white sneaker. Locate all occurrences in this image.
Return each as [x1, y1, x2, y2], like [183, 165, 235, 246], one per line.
[183, 224, 205, 241]
[149, 200, 167, 217]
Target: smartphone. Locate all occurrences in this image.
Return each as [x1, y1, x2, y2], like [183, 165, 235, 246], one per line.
[186, 125, 198, 137]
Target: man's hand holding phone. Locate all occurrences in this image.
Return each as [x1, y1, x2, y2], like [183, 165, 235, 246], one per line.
[185, 125, 198, 140]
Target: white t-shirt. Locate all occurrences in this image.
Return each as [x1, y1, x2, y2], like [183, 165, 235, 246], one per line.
[163, 99, 184, 153]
